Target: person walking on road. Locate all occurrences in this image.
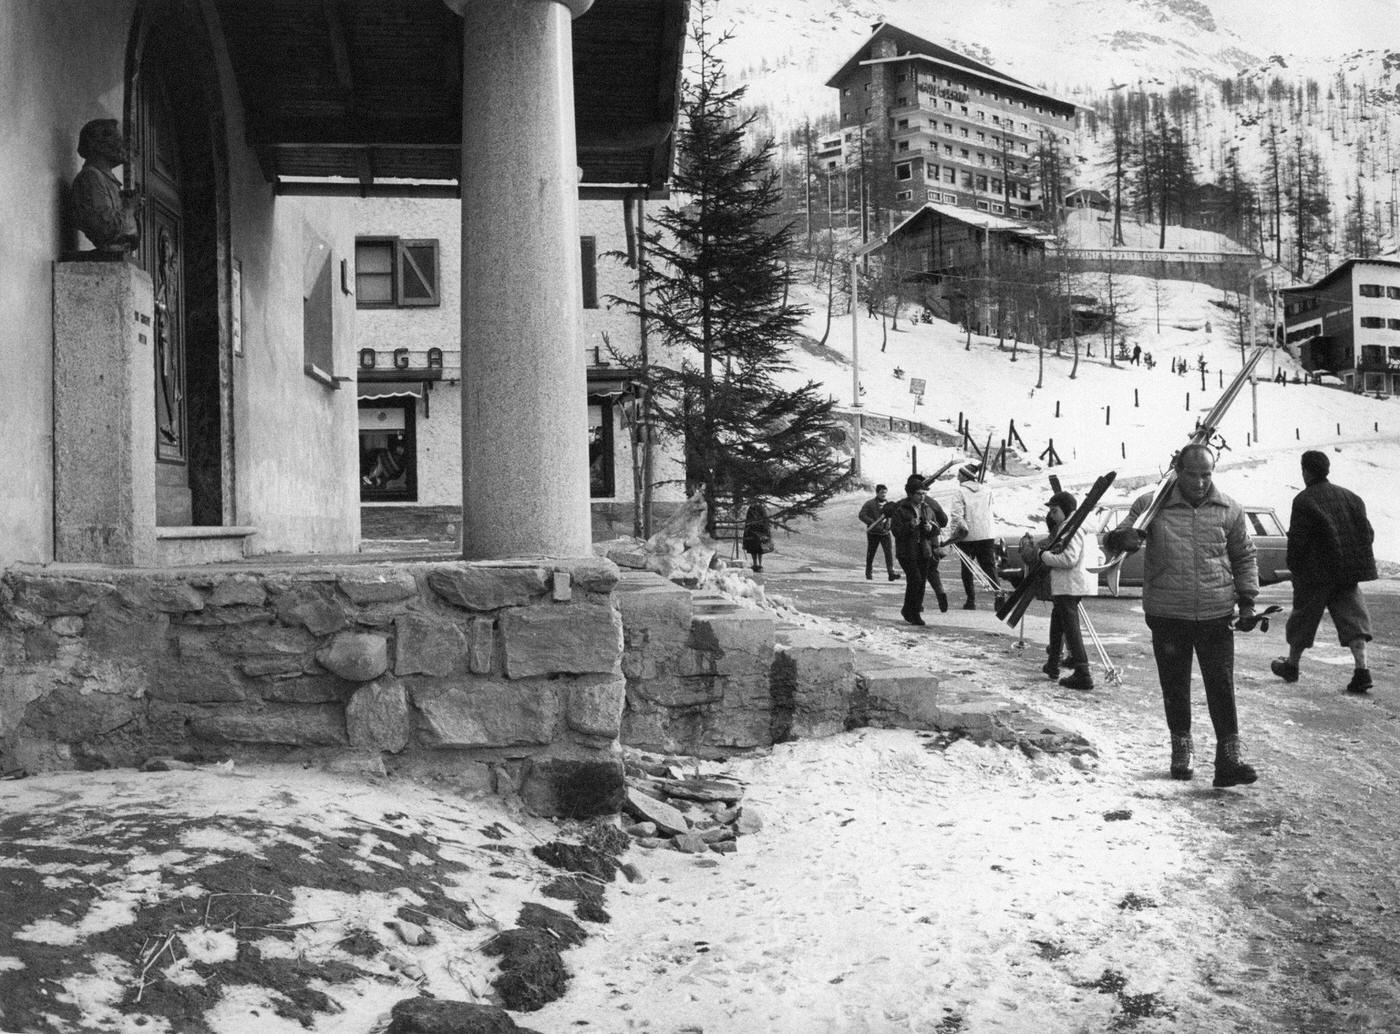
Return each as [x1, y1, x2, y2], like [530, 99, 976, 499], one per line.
[858, 484, 900, 581]
[1270, 450, 1377, 694]
[1104, 443, 1262, 787]
[742, 497, 773, 573]
[947, 464, 1004, 610]
[886, 474, 949, 625]
[1035, 490, 1097, 690]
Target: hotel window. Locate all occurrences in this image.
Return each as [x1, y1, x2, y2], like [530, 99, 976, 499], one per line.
[896, 162, 913, 181]
[944, 144, 953, 156]
[1360, 316, 1385, 328]
[960, 127, 969, 137]
[977, 111, 986, 120]
[944, 123, 953, 133]
[960, 105, 968, 115]
[1359, 284, 1383, 297]
[977, 132, 985, 141]
[944, 168, 955, 183]
[1019, 185, 1031, 199]
[991, 203, 1004, 214]
[359, 398, 417, 502]
[944, 101, 952, 111]
[991, 178, 1002, 193]
[978, 153, 988, 165]
[895, 190, 914, 201]
[975, 175, 988, 191]
[976, 200, 989, 211]
[927, 189, 940, 201]
[960, 148, 970, 159]
[580, 236, 598, 309]
[355, 238, 440, 308]
[1387, 287, 1400, 299]
[1388, 319, 1400, 330]
[896, 96, 908, 106]
[897, 141, 910, 152]
[961, 171, 973, 188]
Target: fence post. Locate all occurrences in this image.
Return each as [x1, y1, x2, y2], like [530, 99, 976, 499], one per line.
[1134, 388, 1139, 407]
[1121, 442, 1126, 458]
[1105, 405, 1111, 425]
[1186, 393, 1190, 411]
[1055, 400, 1061, 418]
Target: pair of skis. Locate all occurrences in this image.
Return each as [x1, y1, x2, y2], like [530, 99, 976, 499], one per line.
[1093, 344, 1270, 588]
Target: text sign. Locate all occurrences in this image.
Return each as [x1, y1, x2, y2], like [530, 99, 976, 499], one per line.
[909, 378, 926, 395]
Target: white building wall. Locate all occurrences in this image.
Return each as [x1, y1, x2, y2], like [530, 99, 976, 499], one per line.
[0, 2, 362, 564]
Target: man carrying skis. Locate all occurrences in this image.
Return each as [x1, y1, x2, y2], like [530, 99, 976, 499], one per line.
[947, 464, 1004, 610]
[1270, 450, 1377, 694]
[858, 484, 900, 582]
[1104, 444, 1261, 787]
[885, 474, 949, 625]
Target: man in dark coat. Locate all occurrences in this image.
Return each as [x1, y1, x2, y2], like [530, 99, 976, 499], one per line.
[858, 484, 900, 581]
[884, 474, 948, 625]
[1271, 450, 1377, 693]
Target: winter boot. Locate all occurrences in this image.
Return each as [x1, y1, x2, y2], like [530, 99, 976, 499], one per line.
[1041, 658, 1060, 680]
[963, 597, 977, 610]
[1270, 657, 1299, 683]
[1169, 734, 1194, 781]
[889, 571, 901, 581]
[935, 592, 949, 613]
[1058, 668, 1094, 691]
[1212, 735, 1258, 788]
[1346, 668, 1373, 694]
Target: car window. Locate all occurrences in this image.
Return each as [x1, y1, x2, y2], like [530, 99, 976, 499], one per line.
[1247, 509, 1284, 536]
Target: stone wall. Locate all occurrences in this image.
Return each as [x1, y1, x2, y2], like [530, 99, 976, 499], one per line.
[0, 558, 625, 816]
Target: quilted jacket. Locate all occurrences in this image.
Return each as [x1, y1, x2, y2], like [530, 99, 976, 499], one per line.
[1039, 526, 1099, 597]
[1110, 482, 1258, 621]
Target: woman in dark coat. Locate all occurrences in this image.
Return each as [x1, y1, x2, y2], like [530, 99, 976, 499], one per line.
[742, 498, 773, 572]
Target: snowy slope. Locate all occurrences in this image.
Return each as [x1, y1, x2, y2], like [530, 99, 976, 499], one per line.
[777, 268, 1400, 561]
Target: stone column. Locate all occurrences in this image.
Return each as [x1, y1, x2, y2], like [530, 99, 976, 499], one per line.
[454, 0, 594, 559]
[52, 261, 156, 566]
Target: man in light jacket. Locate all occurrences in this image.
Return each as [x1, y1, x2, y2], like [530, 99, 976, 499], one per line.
[1105, 444, 1261, 787]
[947, 464, 1004, 610]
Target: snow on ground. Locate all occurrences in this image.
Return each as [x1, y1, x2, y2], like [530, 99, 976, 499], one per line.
[782, 269, 1400, 561]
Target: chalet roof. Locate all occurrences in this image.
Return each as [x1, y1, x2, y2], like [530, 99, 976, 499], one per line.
[212, 0, 686, 198]
[886, 202, 1049, 243]
[1279, 257, 1400, 294]
[823, 22, 1077, 115]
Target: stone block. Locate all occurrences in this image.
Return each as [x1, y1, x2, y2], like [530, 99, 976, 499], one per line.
[551, 570, 572, 602]
[467, 616, 496, 674]
[189, 704, 348, 746]
[499, 602, 622, 678]
[260, 673, 351, 704]
[8, 575, 115, 617]
[119, 581, 205, 614]
[208, 576, 268, 608]
[689, 610, 776, 677]
[521, 755, 625, 817]
[82, 593, 173, 663]
[346, 676, 411, 753]
[50, 616, 85, 637]
[274, 584, 351, 636]
[857, 667, 943, 730]
[338, 569, 420, 605]
[218, 624, 317, 677]
[628, 674, 724, 709]
[554, 557, 619, 595]
[410, 676, 560, 748]
[565, 675, 626, 738]
[426, 565, 549, 611]
[154, 631, 251, 703]
[772, 633, 858, 742]
[316, 632, 389, 683]
[393, 612, 467, 677]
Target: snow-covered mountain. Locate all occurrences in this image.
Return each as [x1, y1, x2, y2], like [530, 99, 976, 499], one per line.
[716, 0, 1399, 115]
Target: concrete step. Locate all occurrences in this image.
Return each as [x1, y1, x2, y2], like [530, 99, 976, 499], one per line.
[155, 526, 256, 566]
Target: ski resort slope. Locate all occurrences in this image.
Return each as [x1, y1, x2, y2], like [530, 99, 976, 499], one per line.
[781, 270, 1400, 563]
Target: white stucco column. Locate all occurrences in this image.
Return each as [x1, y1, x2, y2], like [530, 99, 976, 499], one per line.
[453, 0, 593, 559]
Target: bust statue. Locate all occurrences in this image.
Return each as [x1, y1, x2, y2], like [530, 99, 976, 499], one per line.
[71, 119, 141, 254]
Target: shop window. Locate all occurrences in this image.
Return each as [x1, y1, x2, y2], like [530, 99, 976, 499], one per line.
[580, 236, 598, 309]
[359, 398, 417, 502]
[588, 397, 615, 497]
[355, 238, 439, 308]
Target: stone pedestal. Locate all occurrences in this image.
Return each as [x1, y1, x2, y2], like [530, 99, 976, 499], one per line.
[53, 261, 156, 566]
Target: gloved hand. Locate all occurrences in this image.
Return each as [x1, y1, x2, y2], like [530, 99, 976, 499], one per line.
[1233, 605, 1257, 632]
[1104, 527, 1146, 554]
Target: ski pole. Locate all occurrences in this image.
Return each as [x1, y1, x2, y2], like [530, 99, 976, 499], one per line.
[1078, 603, 1120, 684]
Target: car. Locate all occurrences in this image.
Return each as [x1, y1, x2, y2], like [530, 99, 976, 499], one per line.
[995, 503, 1291, 594]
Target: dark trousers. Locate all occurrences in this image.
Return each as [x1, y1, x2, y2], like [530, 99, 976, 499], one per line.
[1145, 615, 1239, 739]
[955, 539, 1000, 599]
[865, 533, 895, 576]
[1048, 595, 1088, 668]
[898, 552, 945, 617]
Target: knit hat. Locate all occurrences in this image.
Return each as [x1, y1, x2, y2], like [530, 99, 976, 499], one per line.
[1045, 491, 1078, 517]
[1301, 450, 1330, 478]
[958, 463, 980, 480]
[904, 474, 927, 493]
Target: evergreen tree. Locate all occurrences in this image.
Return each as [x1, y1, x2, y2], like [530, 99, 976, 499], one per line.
[610, 2, 849, 537]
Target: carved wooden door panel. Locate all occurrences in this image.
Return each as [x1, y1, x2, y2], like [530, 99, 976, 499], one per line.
[135, 67, 191, 524]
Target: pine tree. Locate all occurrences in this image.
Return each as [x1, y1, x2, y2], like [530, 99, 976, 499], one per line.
[610, 1, 849, 537]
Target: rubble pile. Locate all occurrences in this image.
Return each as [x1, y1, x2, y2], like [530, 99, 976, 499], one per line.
[620, 750, 763, 855]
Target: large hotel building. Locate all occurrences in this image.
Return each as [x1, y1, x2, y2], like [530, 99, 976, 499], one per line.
[824, 22, 1079, 222]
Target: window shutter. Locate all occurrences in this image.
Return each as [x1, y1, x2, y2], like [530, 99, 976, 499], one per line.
[398, 240, 439, 306]
[580, 236, 598, 309]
